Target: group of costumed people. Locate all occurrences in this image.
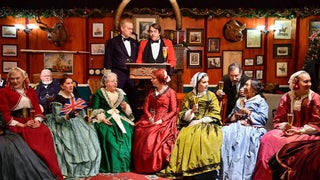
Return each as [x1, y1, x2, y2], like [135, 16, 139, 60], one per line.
[0, 67, 101, 180]
[1, 67, 320, 180]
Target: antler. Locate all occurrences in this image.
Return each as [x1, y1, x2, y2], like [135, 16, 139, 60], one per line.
[35, 15, 50, 29]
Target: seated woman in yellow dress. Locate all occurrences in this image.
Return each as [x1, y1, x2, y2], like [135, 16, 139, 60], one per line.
[158, 72, 223, 179]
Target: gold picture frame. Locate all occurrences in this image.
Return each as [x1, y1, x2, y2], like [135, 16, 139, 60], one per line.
[133, 15, 159, 41]
[187, 28, 204, 46]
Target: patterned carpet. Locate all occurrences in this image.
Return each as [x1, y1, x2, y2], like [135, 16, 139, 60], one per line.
[87, 172, 170, 180]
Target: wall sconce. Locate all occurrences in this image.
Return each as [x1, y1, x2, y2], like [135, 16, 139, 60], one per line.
[257, 25, 269, 34]
[256, 25, 280, 35]
[15, 24, 38, 34]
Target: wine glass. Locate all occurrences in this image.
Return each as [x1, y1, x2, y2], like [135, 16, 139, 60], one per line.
[218, 81, 224, 91]
[87, 108, 93, 117]
[193, 95, 199, 111]
[239, 98, 245, 109]
[287, 113, 294, 126]
[29, 109, 35, 120]
[193, 96, 199, 105]
[150, 108, 155, 124]
[162, 47, 168, 60]
[87, 108, 93, 123]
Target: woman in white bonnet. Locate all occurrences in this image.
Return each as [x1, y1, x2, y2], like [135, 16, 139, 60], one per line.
[254, 70, 320, 180]
[159, 72, 223, 179]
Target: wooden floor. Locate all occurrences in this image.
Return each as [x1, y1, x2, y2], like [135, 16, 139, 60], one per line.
[87, 172, 170, 180]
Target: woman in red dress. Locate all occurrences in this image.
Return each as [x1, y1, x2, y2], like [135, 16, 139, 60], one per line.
[0, 67, 63, 180]
[253, 70, 320, 180]
[133, 69, 178, 173]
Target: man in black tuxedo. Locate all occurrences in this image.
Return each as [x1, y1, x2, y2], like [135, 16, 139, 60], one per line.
[104, 19, 139, 116]
[214, 62, 249, 118]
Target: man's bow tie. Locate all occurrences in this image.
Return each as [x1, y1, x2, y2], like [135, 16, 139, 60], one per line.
[151, 39, 159, 44]
[123, 38, 130, 41]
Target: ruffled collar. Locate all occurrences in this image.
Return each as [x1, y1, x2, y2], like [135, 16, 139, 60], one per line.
[155, 85, 168, 96]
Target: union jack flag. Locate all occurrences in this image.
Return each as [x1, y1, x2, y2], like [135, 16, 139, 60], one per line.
[60, 97, 87, 115]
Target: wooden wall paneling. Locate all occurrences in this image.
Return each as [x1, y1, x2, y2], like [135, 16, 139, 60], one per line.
[26, 17, 87, 83]
[181, 17, 205, 85]
[0, 15, 317, 87]
[0, 17, 26, 80]
[88, 17, 116, 80]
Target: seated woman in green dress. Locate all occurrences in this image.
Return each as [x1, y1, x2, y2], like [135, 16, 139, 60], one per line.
[158, 72, 223, 179]
[45, 76, 101, 179]
[91, 72, 135, 173]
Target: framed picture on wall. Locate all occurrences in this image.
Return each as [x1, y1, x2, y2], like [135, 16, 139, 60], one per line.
[273, 44, 292, 58]
[274, 19, 292, 39]
[276, 62, 288, 77]
[309, 19, 320, 36]
[208, 38, 220, 52]
[133, 15, 159, 41]
[246, 29, 262, 48]
[243, 70, 254, 78]
[91, 43, 105, 55]
[244, 58, 254, 66]
[187, 50, 202, 68]
[187, 28, 204, 46]
[207, 56, 221, 69]
[256, 70, 263, 80]
[44, 52, 74, 74]
[256, 55, 264, 65]
[222, 50, 243, 75]
[92, 23, 104, 38]
[2, 44, 18, 57]
[2, 61, 18, 72]
[1, 25, 17, 38]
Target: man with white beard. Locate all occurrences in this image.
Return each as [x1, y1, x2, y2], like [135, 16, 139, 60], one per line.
[35, 69, 60, 114]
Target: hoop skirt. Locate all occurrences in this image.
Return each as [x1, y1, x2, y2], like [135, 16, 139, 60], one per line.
[45, 102, 101, 178]
[0, 130, 56, 180]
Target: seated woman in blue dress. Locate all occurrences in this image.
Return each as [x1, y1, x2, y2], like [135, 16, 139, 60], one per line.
[158, 72, 223, 179]
[221, 78, 269, 180]
[45, 76, 101, 179]
[133, 69, 178, 173]
[91, 72, 135, 173]
[0, 112, 56, 180]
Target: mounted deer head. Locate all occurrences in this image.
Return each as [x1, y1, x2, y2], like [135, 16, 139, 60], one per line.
[35, 16, 68, 47]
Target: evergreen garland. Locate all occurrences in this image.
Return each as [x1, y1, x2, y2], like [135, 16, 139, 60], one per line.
[1, 7, 320, 19]
[304, 32, 320, 66]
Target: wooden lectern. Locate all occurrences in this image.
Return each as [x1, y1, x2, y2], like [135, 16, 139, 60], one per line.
[126, 63, 171, 79]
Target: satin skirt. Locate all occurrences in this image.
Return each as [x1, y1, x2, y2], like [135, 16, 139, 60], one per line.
[158, 123, 222, 179]
[0, 130, 56, 180]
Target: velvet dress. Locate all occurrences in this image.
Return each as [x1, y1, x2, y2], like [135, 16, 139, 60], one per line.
[269, 139, 320, 179]
[0, 130, 57, 180]
[158, 90, 223, 179]
[92, 88, 135, 173]
[133, 87, 178, 173]
[253, 91, 320, 180]
[0, 111, 56, 180]
[45, 93, 101, 178]
[0, 87, 63, 180]
[221, 94, 268, 180]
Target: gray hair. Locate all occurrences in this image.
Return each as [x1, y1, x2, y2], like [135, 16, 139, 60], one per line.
[40, 69, 52, 77]
[228, 62, 242, 74]
[101, 72, 118, 87]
